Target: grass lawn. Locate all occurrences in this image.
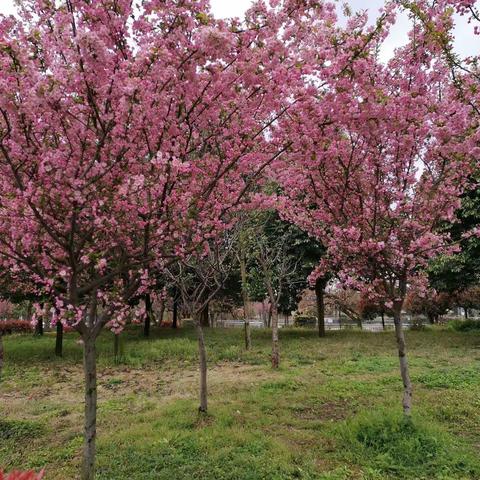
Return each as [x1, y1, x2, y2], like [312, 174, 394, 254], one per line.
[1, 326, 480, 479]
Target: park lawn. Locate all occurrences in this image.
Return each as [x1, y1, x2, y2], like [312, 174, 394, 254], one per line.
[1, 327, 480, 480]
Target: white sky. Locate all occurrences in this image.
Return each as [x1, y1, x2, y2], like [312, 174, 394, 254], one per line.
[0, 0, 477, 60]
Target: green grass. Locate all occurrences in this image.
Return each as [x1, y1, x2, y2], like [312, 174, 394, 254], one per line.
[1, 326, 480, 479]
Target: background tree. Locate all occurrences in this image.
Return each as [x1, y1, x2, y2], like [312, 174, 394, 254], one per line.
[245, 211, 305, 368]
[453, 285, 480, 318]
[166, 231, 239, 413]
[429, 180, 480, 296]
[405, 290, 453, 324]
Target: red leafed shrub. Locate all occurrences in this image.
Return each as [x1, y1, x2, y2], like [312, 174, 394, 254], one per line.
[0, 320, 33, 336]
[0, 471, 44, 480]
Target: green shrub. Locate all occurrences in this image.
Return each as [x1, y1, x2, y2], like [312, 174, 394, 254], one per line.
[336, 410, 480, 479]
[448, 319, 480, 332]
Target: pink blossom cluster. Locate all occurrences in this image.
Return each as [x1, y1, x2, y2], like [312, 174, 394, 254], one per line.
[0, 0, 477, 326]
[0, 0, 318, 333]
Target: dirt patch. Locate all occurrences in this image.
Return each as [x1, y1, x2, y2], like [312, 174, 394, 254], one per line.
[0, 362, 278, 421]
[292, 399, 351, 421]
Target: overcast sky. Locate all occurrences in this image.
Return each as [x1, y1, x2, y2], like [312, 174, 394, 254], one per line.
[0, 0, 477, 60]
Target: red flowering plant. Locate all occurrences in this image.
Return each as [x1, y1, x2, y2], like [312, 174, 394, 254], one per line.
[0, 471, 44, 480]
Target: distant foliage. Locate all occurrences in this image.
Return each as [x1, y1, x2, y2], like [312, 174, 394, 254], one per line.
[0, 320, 32, 336]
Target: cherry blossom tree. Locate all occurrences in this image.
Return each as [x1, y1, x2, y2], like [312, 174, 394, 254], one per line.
[0, 0, 330, 477]
[274, 9, 471, 414]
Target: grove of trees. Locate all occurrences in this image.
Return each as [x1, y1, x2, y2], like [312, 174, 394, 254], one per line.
[0, 0, 478, 478]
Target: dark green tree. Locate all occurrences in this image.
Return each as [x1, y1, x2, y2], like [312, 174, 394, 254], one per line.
[429, 182, 480, 294]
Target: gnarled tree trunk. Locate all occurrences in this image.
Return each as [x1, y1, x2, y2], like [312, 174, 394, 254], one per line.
[195, 318, 208, 413]
[393, 303, 413, 416]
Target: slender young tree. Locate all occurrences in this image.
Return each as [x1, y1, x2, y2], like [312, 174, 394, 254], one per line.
[237, 247, 252, 350]
[166, 231, 239, 413]
[249, 212, 304, 368]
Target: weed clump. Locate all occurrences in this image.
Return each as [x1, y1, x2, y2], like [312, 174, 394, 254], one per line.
[0, 420, 43, 441]
[336, 410, 480, 479]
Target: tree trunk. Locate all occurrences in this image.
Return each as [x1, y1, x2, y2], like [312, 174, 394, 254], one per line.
[393, 304, 413, 416]
[114, 333, 120, 363]
[239, 252, 252, 350]
[144, 294, 152, 337]
[0, 334, 4, 382]
[244, 321, 251, 350]
[381, 311, 385, 330]
[82, 334, 97, 480]
[158, 299, 165, 326]
[55, 321, 63, 357]
[35, 304, 44, 336]
[199, 302, 210, 328]
[464, 307, 469, 319]
[315, 278, 326, 338]
[271, 302, 279, 369]
[26, 301, 33, 322]
[266, 284, 280, 369]
[172, 295, 179, 329]
[195, 319, 208, 413]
